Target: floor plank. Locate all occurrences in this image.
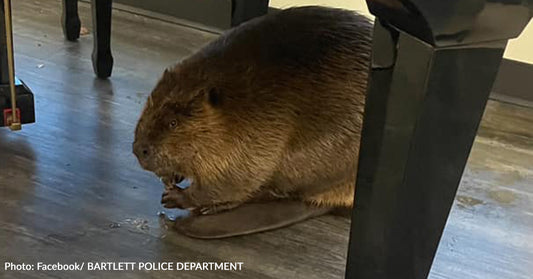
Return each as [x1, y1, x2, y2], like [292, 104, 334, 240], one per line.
[0, 1, 531, 278]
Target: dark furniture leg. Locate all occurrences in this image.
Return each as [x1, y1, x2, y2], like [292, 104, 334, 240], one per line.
[91, 0, 113, 79]
[61, 0, 80, 41]
[346, 21, 506, 279]
[231, 0, 269, 27]
[345, 0, 531, 278]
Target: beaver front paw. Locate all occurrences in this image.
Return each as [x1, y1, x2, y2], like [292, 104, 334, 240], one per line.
[161, 188, 195, 209]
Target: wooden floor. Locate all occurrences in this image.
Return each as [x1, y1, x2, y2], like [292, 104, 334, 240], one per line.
[0, 1, 531, 278]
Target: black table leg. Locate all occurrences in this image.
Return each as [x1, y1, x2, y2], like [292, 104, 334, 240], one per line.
[345, 0, 531, 277]
[231, 0, 269, 27]
[62, 0, 81, 41]
[346, 20, 506, 279]
[91, 0, 113, 79]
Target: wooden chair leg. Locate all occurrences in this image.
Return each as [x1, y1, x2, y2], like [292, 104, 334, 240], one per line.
[91, 0, 113, 79]
[61, 0, 81, 41]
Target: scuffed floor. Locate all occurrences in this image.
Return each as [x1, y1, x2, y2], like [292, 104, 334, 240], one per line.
[431, 101, 533, 279]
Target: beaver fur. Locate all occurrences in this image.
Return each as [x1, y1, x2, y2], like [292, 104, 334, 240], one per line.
[133, 6, 372, 237]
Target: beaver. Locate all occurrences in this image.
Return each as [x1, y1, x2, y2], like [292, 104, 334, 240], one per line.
[133, 6, 372, 238]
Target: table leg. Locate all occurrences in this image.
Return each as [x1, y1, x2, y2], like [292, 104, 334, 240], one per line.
[91, 0, 113, 79]
[345, 21, 506, 279]
[62, 0, 81, 41]
[231, 0, 269, 27]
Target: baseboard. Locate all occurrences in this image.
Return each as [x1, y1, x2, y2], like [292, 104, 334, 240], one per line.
[114, 0, 233, 29]
[491, 59, 533, 108]
[79, 0, 231, 31]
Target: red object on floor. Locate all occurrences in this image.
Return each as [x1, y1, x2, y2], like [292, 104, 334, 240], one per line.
[3, 108, 20, 126]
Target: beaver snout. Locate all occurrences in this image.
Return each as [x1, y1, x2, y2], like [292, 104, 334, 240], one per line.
[133, 141, 154, 169]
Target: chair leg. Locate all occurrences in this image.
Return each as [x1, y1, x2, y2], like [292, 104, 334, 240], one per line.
[61, 0, 81, 41]
[91, 0, 113, 79]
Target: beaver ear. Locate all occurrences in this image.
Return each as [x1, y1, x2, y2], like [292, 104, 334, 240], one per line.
[205, 87, 223, 107]
[162, 68, 175, 87]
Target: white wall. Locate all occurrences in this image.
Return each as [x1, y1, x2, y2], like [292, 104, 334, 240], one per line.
[505, 21, 533, 64]
[270, 0, 533, 64]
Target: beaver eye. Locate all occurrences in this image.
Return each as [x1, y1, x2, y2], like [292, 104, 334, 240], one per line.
[169, 119, 177, 128]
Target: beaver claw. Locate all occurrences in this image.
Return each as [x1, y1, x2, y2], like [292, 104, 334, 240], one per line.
[161, 188, 194, 209]
[197, 202, 242, 215]
[161, 189, 240, 215]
